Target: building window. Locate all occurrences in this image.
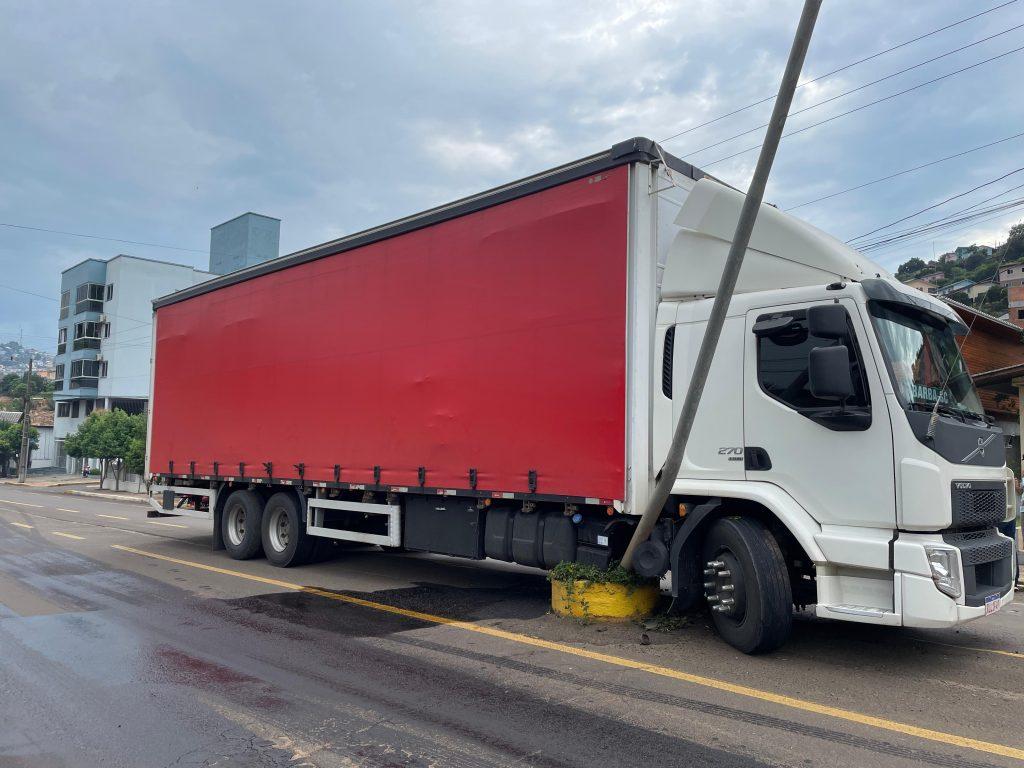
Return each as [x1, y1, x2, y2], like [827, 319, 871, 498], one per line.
[1017, 310, 1024, 320]
[59, 290, 70, 320]
[756, 308, 869, 411]
[57, 402, 71, 418]
[103, 322, 111, 338]
[57, 327, 67, 355]
[84, 400, 95, 416]
[73, 320, 104, 351]
[105, 283, 114, 301]
[98, 360, 108, 377]
[69, 360, 101, 389]
[71, 401, 80, 418]
[74, 282, 105, 314]
[55, 363, 64, 380]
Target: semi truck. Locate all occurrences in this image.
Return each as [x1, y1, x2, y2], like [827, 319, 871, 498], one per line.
[147, 137, 1017, 653]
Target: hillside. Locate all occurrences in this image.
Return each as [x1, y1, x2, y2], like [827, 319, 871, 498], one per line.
[895, 221, 1024, 316]
[0, 340, 55, 376]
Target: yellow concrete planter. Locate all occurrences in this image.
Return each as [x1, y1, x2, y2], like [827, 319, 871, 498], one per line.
[550, 579, 660, 621]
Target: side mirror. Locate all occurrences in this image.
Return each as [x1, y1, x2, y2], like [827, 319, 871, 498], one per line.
[807, 304, 848, 340]
[809, 345, 853, 401]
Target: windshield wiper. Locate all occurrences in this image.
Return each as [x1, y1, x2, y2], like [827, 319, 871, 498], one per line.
[908, 398, 966, 423]
[908, 398, 984, 423]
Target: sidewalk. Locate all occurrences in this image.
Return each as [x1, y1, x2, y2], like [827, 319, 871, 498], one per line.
[0, 475, 99, 489]
[65, 487, 149, 505]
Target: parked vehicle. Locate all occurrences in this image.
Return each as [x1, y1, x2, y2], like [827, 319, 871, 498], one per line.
[147, 137, 1017, 652]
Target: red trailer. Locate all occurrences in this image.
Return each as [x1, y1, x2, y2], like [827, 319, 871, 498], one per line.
[148, 138, 705, 569]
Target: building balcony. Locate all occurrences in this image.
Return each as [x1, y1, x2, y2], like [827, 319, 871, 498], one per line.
[75, 299, 104, 314]
[69, 376, 99, 390]
[73, 337, 101, 351]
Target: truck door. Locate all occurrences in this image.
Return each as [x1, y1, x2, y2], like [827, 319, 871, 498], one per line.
[742, 298, 895, 528]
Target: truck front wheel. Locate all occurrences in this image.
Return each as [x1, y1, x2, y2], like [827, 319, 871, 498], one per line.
[701, 517, 792, 654]
[221, 490, 264, 560]
[261, 492, 316, 567]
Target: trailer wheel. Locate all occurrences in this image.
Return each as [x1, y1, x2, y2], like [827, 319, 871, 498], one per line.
[221, 490, 264, 560]
[700, 517, 791, 654]
[261, 492, 316, 567]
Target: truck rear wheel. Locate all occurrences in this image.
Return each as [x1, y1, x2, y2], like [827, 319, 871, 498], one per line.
[261, 492, 316, 567]
[221, 490, 264, 560]
[701, 517, 792, 654]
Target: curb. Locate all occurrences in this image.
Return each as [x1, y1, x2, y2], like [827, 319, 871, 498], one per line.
[64, 488, 149, 506]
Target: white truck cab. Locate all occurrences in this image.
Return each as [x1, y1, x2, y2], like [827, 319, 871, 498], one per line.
[648, 177, 1016, 650]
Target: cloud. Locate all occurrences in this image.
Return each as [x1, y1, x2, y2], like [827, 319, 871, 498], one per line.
[1, 0, 1023, 345]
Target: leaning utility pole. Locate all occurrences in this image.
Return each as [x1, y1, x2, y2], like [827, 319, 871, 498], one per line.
[622, 0, 823, 569]
[17, 356, 33, 483]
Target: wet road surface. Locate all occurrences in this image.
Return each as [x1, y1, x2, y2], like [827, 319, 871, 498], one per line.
[0, 485, 1023, 767]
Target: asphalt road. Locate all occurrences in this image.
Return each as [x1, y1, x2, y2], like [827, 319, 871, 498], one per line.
[1, 486, 1023, 768]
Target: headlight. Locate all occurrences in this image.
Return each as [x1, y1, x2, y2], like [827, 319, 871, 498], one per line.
[924, 545, 962, 599]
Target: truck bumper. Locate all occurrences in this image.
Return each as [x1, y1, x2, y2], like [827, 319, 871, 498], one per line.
[816, 530, 1015, 627]
[900, 573, 1014, 628]
[895, 530, 1015, 628]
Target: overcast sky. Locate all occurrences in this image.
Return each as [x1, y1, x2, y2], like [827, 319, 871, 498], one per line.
[2, 0, 1023, 349]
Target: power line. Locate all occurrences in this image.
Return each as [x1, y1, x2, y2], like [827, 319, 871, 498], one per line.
[0, 221, 207, 256]
[702, 43, 1024, 167]
[857, 198, 1024, 252]
[683, 23, 1024, 157]
[658, 0, 1020, 144]
[848, 166, 1024, 242]
[0, 283, 154, 328]
[785, 130, 1024, 210]
[858, 180, 1024, 244]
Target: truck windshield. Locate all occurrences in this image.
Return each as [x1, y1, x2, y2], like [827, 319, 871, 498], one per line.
[869, 301, 985, 420]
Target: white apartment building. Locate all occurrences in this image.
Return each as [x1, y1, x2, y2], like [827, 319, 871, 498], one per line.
[53, 255, 213, 470]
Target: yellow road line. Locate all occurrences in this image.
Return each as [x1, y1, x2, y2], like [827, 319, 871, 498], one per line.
[97, 513, 129, 521]
[110, 544, 1024, 761]
[0, 499, 43, 508]
[147, 521, 187, 529]
[9, 522, 33, 529]
[52, 532, 85, 540]
[56, 507, 81, 514]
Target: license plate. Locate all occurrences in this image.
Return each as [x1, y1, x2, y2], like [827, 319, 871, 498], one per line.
[985, 593, 1001, 615]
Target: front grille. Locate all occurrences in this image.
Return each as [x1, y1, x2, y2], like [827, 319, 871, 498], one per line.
[943, 530, 1013, 566]
[943, 527, 1014, 606]
[950, 482, 1005, 529]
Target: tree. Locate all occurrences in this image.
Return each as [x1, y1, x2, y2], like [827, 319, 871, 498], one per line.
[1003, 221, 1024, 265]
[896, 257, 927, 278]
[947, 290, 970, 305]
[0, 372, 52, 399]
[64, 409, 147, 491]
[0, 421, 38, 477]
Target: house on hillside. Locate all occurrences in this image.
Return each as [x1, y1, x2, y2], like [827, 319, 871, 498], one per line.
[956, 245, 993, 260]
[968, 280, 998, 300]
[919, 271, 945, 282]
[999, 262, 1024, 285]
[935, 278, 974, 297]
[902, 277, 939, 294]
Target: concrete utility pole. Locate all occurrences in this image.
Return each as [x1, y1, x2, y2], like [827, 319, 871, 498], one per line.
[17, 356, 32, 483]
[622, 0, 823, 570]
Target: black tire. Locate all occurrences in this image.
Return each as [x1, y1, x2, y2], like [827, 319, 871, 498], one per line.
[221, 490, 264, 560]
[700, 517, 792, 654]
[261, 492, 316, 567]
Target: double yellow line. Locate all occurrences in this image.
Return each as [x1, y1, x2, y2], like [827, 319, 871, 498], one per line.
[110, 544, 1024, 761]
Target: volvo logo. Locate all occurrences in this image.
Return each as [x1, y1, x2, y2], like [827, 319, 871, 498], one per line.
[962, 434, 998, 462]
